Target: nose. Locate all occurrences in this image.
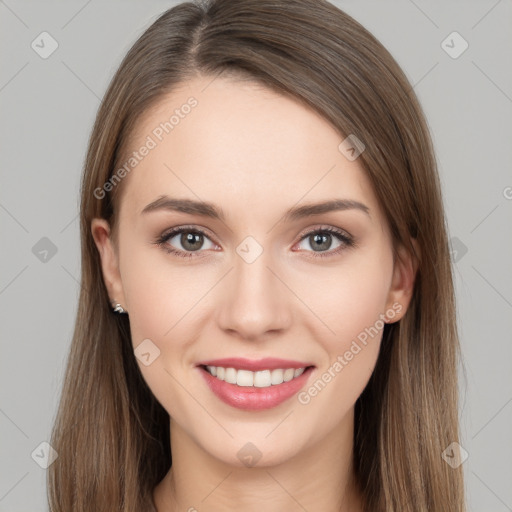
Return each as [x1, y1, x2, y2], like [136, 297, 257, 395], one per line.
[216, 250, 292, 342]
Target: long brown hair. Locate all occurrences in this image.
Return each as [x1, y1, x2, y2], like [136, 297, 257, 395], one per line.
[47, 0, 466, 510]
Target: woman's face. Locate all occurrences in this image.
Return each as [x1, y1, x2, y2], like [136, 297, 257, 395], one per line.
[93, 76, 414, 467]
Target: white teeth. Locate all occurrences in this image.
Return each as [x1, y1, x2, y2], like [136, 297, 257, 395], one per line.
[271, 369, 284, 385]
[236, 370, 254, 387]
[205, 365, 308, 388]
[254, 370, 271, 388]
[283, 368, 295, 382]
[224, 367, 237, 384]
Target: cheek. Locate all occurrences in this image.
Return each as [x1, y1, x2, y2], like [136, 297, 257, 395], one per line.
[118, 241, 183, 349]
[295, 249, 393, 407]
[302, 250, 393, 349]
[305, 254, 392, 404]
[118, 247, 205, 414]
[119, 235, 207, 331]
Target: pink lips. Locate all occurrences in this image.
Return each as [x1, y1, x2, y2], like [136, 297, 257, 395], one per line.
[196, 357, 315, 411]
[197, 357, 313, 371]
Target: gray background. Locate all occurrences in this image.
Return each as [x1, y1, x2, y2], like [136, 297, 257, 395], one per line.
[1, 0, 511, 510]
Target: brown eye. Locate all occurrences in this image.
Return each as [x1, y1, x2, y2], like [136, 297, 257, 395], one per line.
[178, 231, 205, 252]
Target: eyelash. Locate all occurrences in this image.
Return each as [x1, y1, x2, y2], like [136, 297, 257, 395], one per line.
[153, 225, 355, 260]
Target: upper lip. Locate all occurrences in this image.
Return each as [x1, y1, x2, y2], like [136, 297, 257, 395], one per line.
[196, 357, 314, 372]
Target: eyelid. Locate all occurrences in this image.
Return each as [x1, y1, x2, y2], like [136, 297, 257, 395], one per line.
[159, 224, 216, 243]
[295, 224, 352, 243]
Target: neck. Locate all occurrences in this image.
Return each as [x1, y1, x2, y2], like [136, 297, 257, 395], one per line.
[153, 408, 363, 512]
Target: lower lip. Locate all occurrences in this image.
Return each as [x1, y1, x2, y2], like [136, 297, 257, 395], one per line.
[198, 366, 314, 411]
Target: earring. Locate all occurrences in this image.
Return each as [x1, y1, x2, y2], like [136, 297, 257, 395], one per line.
[111, 300, 127, 314]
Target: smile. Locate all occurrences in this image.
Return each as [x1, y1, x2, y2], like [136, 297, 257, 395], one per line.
[204, 365, 306, 387]
[196, 358, 315, 411]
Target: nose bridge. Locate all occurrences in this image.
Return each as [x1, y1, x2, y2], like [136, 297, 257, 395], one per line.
[216, 241, 291, 339]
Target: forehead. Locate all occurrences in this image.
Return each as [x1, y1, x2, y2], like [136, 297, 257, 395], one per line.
[118, 76, 382, 225]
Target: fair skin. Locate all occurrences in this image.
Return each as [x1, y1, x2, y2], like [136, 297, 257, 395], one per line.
[92, 76, 416, 511]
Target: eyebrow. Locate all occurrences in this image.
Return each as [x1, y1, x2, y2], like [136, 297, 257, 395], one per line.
[141, 195, 370, 222]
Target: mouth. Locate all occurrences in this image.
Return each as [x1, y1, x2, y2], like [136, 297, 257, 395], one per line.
[201, 365, 310, 387]
[196, 358, 315, 411]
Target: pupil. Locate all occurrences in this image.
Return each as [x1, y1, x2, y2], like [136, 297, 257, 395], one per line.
[312, 233, 331, 251]
[182, 232, 202, 251]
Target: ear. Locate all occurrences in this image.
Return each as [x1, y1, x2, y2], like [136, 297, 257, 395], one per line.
[91, 218, 127, 311]
[384, 238, 420, 323]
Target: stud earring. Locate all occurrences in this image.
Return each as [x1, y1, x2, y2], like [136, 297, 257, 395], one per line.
[111, 300, 127, 314]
